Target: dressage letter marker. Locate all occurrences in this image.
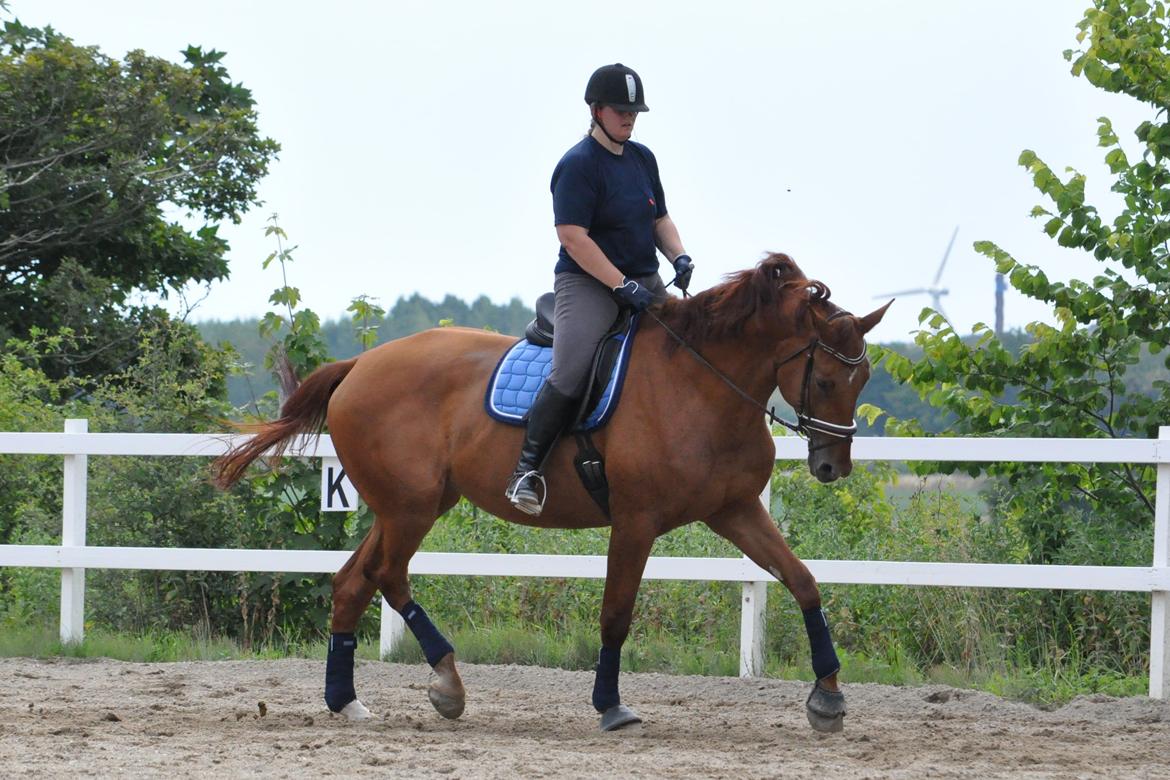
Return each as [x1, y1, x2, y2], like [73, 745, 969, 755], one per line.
[321, 458, 359, 511]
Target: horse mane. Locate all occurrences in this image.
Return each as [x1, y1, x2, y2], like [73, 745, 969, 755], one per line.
[657, 252, 836, 351]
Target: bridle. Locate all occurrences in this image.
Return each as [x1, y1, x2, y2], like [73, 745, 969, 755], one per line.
[652, 278, 866, 454]
[772, 313, 867, 451]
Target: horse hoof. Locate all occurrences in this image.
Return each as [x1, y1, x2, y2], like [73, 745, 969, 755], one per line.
[599, 704, 642, 732]
[805, 681, 845, 733]
[428, 654, 466, 719]
[428, 684, 466, 719]
[339, 699, 372, 721]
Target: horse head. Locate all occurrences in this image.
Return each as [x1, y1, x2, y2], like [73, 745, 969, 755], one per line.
[768, 259, 891, 483]
[655, 252, 890, 482]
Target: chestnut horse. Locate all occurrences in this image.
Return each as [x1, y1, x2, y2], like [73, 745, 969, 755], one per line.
[214, 253, 889, 732]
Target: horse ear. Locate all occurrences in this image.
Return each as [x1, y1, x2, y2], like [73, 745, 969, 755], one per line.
[806, 300, 830, 333]
[857, 299, 894, 335]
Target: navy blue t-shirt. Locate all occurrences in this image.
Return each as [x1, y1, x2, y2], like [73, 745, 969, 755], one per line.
[551, 137, 668, 277]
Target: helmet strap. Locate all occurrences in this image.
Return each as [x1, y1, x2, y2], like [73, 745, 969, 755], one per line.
[592, 106, 626, 149]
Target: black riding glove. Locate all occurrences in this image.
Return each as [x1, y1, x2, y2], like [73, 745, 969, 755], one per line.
[671, 254, 694, 293]
[612, 278, 654, 312]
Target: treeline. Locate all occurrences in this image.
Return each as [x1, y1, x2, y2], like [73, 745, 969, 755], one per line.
[198, 293, 534, 409]
[197, 295, 1165, 434]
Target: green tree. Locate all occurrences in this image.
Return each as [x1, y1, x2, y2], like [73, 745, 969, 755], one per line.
[872, 0, 1169, 561]
[199, 292, 536, 407]
[256, 215, 329, 401]
[0, 12, 278, 373]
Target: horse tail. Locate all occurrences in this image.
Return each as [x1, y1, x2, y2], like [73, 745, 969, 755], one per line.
[212, 358, 358, 489]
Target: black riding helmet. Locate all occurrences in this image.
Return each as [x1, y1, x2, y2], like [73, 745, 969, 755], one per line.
[584, 63, 649, 112]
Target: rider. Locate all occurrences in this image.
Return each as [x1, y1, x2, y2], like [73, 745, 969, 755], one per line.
[505, 63, 695, 515]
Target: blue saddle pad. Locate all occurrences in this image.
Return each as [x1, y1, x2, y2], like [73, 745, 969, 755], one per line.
[484, 318, 639, 432]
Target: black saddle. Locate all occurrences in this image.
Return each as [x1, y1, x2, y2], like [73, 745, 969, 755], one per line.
[523, 292, 556, 347]
[522, 292, 630, 421]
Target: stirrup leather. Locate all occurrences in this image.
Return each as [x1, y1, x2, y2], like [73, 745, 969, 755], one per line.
[506, 469, 548, 514]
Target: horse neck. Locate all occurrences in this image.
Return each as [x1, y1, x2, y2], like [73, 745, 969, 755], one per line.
[659, 323, 794, 427]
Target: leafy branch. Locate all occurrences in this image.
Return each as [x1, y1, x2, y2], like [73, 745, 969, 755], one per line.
[869, 0, 1169, 552]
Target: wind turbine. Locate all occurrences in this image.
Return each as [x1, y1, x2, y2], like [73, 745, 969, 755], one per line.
[874, 226, 958, 321]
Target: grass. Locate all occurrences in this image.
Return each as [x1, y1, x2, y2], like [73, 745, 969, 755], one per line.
[0, 624, 377, 663]
[0, 620, 1147, 706]
[884, 471, 989, 516]
[977, 663, 1147, 705]
[382, 622, 741, 676]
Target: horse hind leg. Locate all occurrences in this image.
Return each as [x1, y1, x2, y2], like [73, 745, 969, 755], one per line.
[326, 533, 380, 720]
[364, 506, 466, 720]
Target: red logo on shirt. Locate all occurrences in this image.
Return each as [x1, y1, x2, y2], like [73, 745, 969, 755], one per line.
[648, 197, 655, 206]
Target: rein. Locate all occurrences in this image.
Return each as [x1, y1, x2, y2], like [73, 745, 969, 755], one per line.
[657, 274, 866, 452]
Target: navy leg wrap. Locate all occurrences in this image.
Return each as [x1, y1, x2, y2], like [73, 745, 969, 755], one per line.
[803, 606, 841, 681]
[324, 632, 357, 712]
[399, 600, 454, 667]
[591, 645, 621, 713]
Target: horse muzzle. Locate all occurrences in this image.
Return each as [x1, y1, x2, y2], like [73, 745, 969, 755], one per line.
[804, 421, 856, 483]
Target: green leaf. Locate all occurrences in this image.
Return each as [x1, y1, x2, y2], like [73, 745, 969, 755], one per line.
[1096, 116, 1118, 146]
[258, 312, 284, 338]
[268, 287, 301, 308]
[1105, 147, 1128, 172]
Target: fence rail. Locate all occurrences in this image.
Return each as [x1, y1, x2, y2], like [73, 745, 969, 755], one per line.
[1, 421, 1167, 697]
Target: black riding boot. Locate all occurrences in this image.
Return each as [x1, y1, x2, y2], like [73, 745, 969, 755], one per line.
[505, 381, 578, 515]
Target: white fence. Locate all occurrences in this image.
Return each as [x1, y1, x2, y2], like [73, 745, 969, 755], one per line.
[1, 420, 1167, 697]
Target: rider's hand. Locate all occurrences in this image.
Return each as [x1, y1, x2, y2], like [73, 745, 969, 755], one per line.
[612, 278, 654, 312]
[671, 254, 694, 293]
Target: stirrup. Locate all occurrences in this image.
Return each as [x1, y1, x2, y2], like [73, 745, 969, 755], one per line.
[506, 469, 547, 515]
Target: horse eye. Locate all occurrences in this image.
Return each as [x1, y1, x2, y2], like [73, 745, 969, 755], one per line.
[816, 378, 833, 391]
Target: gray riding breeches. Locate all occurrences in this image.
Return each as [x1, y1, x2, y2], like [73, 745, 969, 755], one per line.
[547, 270, 667, 399]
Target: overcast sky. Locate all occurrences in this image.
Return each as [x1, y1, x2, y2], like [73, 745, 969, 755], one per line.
[18, 1, 1152, 340]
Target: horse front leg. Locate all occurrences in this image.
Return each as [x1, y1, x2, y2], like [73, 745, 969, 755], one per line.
[594, 518, 656, 732]
[706, 499, 846, 733]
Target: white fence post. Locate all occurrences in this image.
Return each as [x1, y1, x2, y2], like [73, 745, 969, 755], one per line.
[740, 581, 766, 677]
[379, 597, 405, 660]
[59, 418, 87, 644]
[739, 476, 771, 677]
[1150, 425, 1169, 699]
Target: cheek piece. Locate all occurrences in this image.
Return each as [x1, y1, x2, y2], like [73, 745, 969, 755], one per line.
[803, 606, 841, 681]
